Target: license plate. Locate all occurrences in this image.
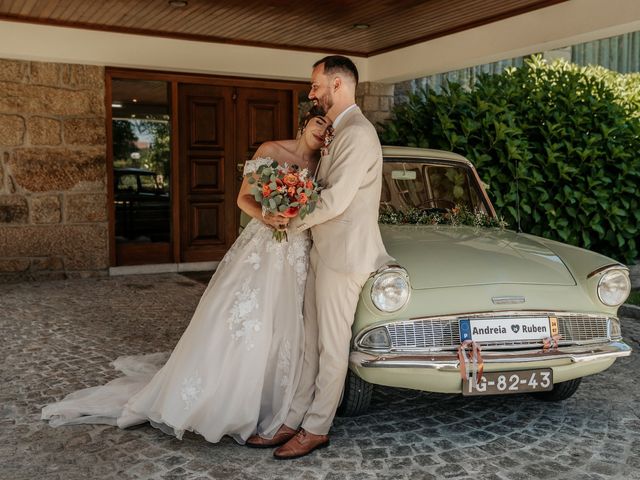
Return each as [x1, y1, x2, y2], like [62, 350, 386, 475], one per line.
[462, 368, 553, 396]
[459, 316, 558, 343]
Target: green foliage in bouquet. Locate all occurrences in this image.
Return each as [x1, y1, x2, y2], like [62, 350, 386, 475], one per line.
[380, 56, 640, 264]
[247, 162, 319, 218]
[246, 161, 320, 241]
[379, 204, 507, 229]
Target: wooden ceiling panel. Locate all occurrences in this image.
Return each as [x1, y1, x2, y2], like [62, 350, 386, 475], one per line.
[0, 0, 569, 56]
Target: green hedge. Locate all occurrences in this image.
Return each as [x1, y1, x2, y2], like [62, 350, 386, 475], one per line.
[381, 56, 640, 264]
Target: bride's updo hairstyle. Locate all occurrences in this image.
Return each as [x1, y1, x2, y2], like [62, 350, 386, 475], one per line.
[298, 105, 326, 135]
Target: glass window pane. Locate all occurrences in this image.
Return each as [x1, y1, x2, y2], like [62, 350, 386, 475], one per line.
[382, 160, 487, 212]
[112, 79, 171, 243]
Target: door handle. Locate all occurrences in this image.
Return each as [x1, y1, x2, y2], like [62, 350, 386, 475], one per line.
[237, 162, 246, 182]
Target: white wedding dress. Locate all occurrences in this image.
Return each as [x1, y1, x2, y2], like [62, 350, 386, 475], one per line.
[42, 158, 311, 444]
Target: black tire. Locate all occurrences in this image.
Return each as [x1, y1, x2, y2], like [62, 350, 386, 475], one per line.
[532, 377, 582, 401]
[336, 370, 373, 417]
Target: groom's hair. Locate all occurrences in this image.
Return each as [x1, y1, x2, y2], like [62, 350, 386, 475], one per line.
[313, 55, 358, 86]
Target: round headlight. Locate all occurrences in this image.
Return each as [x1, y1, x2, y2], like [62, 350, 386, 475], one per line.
[597, 269, 631, 306]
[371, 269, 410, 313]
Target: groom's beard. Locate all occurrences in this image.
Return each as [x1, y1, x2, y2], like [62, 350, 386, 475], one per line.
[316, 92, 333, 114]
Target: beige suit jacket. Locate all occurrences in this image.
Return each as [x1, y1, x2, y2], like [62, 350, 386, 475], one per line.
[291, 106, 392, 274]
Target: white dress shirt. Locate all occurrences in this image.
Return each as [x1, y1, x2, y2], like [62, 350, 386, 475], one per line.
[331, 104, 358, 129]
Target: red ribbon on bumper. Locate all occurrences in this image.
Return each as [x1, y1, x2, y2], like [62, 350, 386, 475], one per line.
[542, 334, 562, 351]
[457, 340, 484, 385]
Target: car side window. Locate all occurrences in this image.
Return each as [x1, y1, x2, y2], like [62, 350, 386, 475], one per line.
[139, 174, 157, 193]
[118, 174, 138, 193]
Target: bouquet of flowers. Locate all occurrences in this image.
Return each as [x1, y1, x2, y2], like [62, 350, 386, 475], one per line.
[246, 161, 321, 242]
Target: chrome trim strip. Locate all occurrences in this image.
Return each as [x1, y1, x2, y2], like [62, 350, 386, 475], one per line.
[491, 296, 526, 305]
[350, 342, 631, 370]
[406, 309, 591, 322]
[375, 263, 405, 273]
[587, 263, 628, 279]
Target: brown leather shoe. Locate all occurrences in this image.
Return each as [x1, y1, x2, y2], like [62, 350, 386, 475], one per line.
[245, 424, 298, 449]
[273, 429, 330, 459]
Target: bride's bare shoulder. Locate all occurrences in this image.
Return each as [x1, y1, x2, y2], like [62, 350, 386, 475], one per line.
[253, 141, 282, 160]
[253, 140, 295, 164]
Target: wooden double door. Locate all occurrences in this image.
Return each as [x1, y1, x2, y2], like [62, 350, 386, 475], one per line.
[178, 84, 292, 262]
[109, 69, 302, 267]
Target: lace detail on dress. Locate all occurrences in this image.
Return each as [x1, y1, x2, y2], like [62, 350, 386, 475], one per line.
[244, 252, 261, 271]
[217, 219, 263, 269]
[265, 240, 285, 271]
[277, 340, 291, 388]
[228, 284, 261, 350]
[286, 235, 310, 287]
[181, 372, 203, 410]
[243, 157, 275, 176]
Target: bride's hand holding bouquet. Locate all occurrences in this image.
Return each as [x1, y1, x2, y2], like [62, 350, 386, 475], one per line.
[246, 161, 320, 242]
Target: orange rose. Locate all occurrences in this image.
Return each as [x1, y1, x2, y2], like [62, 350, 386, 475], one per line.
[305, 180, 313, 189]
[283, 173, 299, 187]
[262, 184, 271, 196]
[287, 186, 296, 197]
[282, 206, 299, 217]
[298, 193, 308, 205]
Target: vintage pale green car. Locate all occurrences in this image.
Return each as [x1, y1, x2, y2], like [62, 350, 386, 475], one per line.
[337, 146, 632, 416]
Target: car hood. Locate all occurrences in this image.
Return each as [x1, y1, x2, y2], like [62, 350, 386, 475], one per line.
[380, 225, 576, 290]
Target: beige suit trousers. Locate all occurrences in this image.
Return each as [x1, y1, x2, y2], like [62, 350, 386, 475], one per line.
[285, 247, 369, 435]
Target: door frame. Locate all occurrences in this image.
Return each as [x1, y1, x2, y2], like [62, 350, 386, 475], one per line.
[105, 67, 309, 267]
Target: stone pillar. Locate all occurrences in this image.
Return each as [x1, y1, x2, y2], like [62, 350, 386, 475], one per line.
[393, 79, 416, 107]
[0, 58, 108, 282]
[356, 82, 395, 132]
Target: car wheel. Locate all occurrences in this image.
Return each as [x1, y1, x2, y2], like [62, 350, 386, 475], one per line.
[336, 370, 373, 417]
[532, 377, 582, 401]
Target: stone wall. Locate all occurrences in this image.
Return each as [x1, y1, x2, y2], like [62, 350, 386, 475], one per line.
[0, 58, 108, 282]
[357, 82, 395, 133]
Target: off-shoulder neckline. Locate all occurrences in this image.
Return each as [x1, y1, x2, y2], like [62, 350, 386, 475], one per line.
[246, 156, 319, 178]
[250, 156, 276, 163]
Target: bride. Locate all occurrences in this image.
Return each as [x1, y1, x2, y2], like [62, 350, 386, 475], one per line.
[42, 107, 331, 445]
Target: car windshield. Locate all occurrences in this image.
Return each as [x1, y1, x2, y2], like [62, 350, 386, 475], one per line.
[381, 160, 488, 214]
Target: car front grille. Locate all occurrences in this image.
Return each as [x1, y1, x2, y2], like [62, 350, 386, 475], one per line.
[383, 312, 614, 351]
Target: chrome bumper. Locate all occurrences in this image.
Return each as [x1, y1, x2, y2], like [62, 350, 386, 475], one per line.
[350, 341, 631, 371]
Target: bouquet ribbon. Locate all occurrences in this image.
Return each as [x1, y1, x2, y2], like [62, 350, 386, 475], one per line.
[457, 340, 484, 385]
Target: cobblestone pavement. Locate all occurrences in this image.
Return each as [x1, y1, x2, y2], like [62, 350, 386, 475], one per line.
[2, 274, 640, 480]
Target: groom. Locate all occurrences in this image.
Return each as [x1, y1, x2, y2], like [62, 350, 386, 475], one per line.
[247, 55, 391, 458]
